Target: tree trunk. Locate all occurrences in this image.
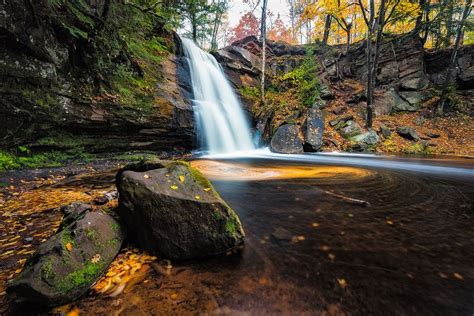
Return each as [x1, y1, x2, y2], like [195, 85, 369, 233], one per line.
[260, 0, 268, 102]
[322, 15, 332, 47]
[444, 1, 454, 47]
[438, 0, 472, 114]
[365, 0, 376, 129]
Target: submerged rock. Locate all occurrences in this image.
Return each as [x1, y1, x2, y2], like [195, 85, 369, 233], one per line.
[397, 126, 420, 141]
[8, 203, 124, 306]
[116, 160, 245, 260]
[270, 124, 304, 154]
[303, 108, 324, 152]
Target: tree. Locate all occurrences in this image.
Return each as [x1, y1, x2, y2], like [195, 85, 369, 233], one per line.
[437, 0, 472, 113]
[268, 14, 293, 42]
[210, 0, 229, 50]
[260, 0, 269, 102]
[227, 11, 260, 44]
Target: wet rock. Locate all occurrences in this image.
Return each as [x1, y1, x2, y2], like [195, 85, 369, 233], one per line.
[396, 126, 420, 141]
[116, 160, 245, 260]
[93, 191, 118, 206]
[400, 76, 429, 91]
[350, 130, 379, 146]
[271, 227, 292, 243]
[379, 124, 392, 138]
[339, 121, 363, 139]
[270, 124, 304, 154]
[303, 108, 324, 152]
[8, 204, 124, 307]
[320, 84, 334, 100]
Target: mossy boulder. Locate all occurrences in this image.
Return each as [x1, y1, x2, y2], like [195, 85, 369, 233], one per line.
[7, 203, 125, 306]
[115, 160, 245, 260]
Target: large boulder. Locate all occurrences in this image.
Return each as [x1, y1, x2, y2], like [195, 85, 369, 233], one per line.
[376, 88, 411, 114]
[8, 203, 124, 306]
[270, 124, 304, 154]
[116, 160, 245, 260]
[303, 108, 324, 152]
[400, 76, 430, 91]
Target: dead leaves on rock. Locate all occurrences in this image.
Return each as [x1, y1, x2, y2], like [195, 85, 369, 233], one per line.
[93, 248, 156, 297]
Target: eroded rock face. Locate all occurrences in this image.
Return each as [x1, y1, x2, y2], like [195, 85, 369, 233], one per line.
[116, 160, 245, 260]
[8, 203, 124, 306]
[270, 124, 304, 154]
[0, 0, 194, 151]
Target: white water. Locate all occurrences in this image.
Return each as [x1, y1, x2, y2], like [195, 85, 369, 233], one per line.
[181, 37, 255, 154]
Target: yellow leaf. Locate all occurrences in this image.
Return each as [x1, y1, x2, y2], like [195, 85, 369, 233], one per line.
[91, 254, 101, 264]
[195, 195, 200, 200]
[337, 278, 348, 288]
[179, 175, 185, 182]
[66, 242, 73, 252]
[143, 174, 150, 179]
[386, 220, 394, 225]
[204, 188, 211, 192]
[66, 307, 81, 316]
[170, 185, 178, 190]
[311, 222, 320, 228]
[170, 293, 178, 300]
[453, 272, 464, 280]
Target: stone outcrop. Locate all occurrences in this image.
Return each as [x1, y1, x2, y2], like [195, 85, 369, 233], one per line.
[8, 203, 125, 306]
[302, 107, 324, 152]
[270, 124, 304, 154]
[0, 0, 194, 151]
[115, 160, 245, 260]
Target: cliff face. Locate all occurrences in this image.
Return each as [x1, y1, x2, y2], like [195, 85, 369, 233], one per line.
[214, 35, 473, 155]
[0, 0, 194, 153]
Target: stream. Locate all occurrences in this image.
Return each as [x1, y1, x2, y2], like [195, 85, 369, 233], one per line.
[1, 153, 473, 315]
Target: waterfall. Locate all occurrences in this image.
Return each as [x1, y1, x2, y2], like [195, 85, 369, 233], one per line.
[180, 37, 255, 154]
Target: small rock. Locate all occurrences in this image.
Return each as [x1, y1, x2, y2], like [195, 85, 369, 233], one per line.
[396, 126, 420, 141]
[427, 132, 440, 138]
[351, 130, 379, 146]
[332, 106, 347, 115]
[379, 124, 392, 138]
[271, 227, 292, 242]
[329, 115, 353, 127]
[340, 121, 363, 138]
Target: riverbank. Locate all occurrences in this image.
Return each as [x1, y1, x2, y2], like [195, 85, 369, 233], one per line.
[1, 154, 473, 315]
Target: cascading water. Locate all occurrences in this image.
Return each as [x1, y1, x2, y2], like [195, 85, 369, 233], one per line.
[180, 37, 255, 154]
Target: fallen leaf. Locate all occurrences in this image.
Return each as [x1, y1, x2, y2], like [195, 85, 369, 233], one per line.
[438, 272, 448, 279]
[66, 242, 73, 252]
[179, 175, 185, 182]
[91, 254, 101, 264]
[386, 220, 394, 225]
[337, 278, 348, 288]
[143, 174, 150, 179]
[66, 307, 80, 316]
[170, 293, 178, 300]
[195, 195, 201, 200]
[312, 222, 320, 228]
[328, 253, 336, 260]
[204, 188, 211, 192]
[320, 245, 330, 252]
[453, 272, 464, 280]
[170, 185, 178, 190]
